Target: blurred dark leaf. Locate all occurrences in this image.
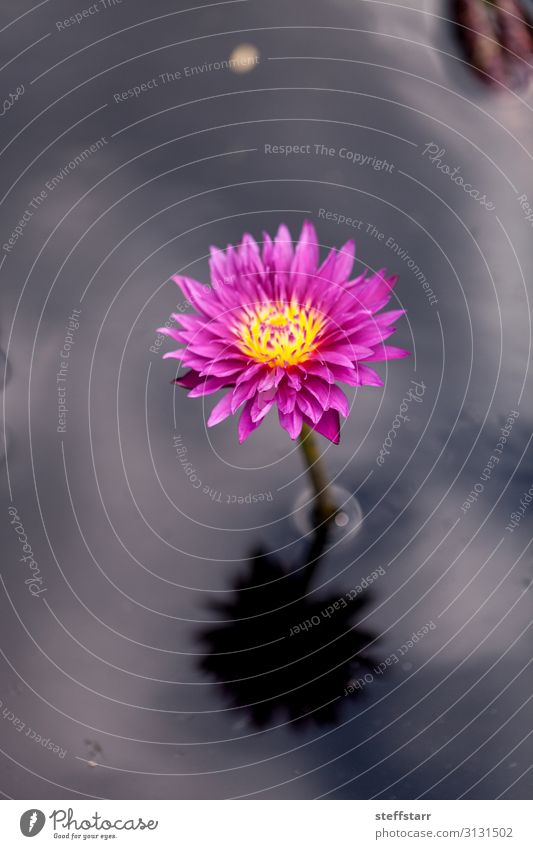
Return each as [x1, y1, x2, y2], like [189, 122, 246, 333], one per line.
[452, 0, 533, 89]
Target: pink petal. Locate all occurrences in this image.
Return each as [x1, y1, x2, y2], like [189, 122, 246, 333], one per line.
[303, 375, 331, 407]
[351, 324, 397, 348]
[316, 349, 355, 368]
[172, 275, 219, 318]
[316, 248, 338, 285]
[296, 390, 323, 424]
[326, 365, 360, 386]
[224, 244, 240, 281]
[257, 367, 283, 392]
[375, 309, 406, 326]
[332, 240, 355, 283]
[276, 380, 297, 414]
[278, 407, 303, 440]
[286, 370, 302, 390]
[161, 225, 408, 443]
[250, 392, 275, 423]
[162, 350, 187, 361]
[156, 326, 182, 342]
[355, 364, 384, 386]
[231, 378, 260, 413]
[238, 233, 263, 278]
[199, 359, 244, 377]
[207, 392, 234, 426]
[235, 362, 265, 386]
[303, 360, 335, 383]
[209, 246, 228, 288]
[349, 270, 398, 311]
[321, 340, 374, 359]
[327, 363, 383, 387]
[173, 313, 204, 331]
[262, 231, 274, 267]
[310, 409, 340, 444]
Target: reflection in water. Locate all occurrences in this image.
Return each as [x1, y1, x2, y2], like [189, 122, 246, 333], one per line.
[199, 524, 378, 727]
[0, 348, 10, 390]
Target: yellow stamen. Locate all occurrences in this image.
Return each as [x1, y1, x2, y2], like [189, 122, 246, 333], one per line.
[235, 301, 325, 367]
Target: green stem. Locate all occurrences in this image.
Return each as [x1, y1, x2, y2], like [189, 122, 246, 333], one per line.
[297, 424, 338, 527]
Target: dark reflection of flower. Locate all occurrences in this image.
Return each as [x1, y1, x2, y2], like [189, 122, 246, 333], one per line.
[452, 0, 533, 89]
[198, 526, 377, 727]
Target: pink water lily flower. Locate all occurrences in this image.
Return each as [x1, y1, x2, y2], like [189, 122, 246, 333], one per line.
[159, 222, 408, 444]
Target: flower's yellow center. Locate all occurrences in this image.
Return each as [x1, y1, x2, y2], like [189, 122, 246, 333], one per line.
[236, 301, 325, 367]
